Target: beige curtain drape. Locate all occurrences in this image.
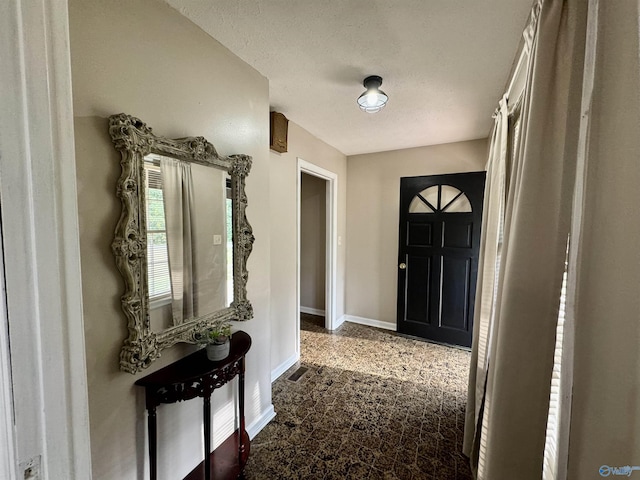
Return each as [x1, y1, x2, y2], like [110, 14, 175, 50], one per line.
[161, 157, 197, 325]
[464, 1, 587, 478]
[463, 95, 509, 475]
[564, 1, 640, 477]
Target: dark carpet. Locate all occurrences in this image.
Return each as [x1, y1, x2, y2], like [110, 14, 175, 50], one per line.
[243, 314, 473, 480]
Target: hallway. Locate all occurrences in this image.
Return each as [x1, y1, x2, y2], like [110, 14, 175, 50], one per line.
[244, 315, 473, 479]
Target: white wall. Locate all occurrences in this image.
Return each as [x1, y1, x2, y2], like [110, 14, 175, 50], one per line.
[346, 139, 487, 325]
[269, 122, 347, 374]
[300, 173, 327, 312]
[69, 0, 271, 478]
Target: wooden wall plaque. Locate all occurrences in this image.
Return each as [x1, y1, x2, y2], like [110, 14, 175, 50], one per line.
[270, 111, 288, 153]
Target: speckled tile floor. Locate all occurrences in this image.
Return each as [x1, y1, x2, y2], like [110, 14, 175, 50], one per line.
[243, 314, 473, 480]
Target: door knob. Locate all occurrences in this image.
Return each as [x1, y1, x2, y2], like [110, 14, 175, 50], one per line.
[399, 263, 406, 270]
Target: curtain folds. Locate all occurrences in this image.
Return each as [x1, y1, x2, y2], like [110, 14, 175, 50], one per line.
[463, 95, 509, 474]
[161, 157, 197, 325]
[563, 2, 640, 477]
[464, 1, 587, 478]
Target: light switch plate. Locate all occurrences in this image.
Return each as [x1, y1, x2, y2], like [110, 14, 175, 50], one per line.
[213, 234, 222, 245]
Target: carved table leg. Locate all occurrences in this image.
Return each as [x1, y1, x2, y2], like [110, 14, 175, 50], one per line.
[204, 394, 212, 480]
[148, 406, 157, 480]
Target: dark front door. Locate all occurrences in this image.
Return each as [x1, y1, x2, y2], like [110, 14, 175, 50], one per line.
[397, 172, 485, 348]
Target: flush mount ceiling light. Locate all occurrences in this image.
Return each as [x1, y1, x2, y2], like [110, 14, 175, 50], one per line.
[357, 75, 389, 113]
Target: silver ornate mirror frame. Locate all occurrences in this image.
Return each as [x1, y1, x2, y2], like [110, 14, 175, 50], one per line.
[109, 113, 254, 374]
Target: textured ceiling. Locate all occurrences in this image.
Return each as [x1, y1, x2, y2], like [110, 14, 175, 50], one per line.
[166, 0, 533, 155]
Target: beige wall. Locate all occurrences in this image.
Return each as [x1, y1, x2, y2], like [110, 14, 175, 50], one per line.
[269, 122, 347, 372]
[300, 173, 327, 311]
[69, 1, 271, 478]
[346, 139, 487, 324]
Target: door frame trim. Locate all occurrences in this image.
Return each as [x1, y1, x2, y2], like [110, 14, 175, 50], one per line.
[0, 225, 16, 480]
[296, 158, 338, 355]
[0, 0, 92, 476]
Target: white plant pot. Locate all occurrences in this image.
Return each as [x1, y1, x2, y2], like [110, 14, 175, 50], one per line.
[206, 340, 230, 361]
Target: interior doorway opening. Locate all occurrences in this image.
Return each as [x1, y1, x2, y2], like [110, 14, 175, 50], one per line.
[296, 158, 338, 359]
[300, 172, 327, 326]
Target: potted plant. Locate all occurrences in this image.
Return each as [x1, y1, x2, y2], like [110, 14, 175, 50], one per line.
[201, 320, 232, 361]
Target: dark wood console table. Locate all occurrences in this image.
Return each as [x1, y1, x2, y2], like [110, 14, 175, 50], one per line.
[135, 331, 251, 480]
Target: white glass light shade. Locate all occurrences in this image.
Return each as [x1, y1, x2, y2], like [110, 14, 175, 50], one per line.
[357, 75, 389, 113]
[357, 90, 389, 113]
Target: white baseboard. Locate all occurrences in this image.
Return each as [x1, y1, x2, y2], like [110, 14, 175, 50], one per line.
[246, 404, 276, 440]
[300, 306, 325, 316]
[332, 314, 346, 330]
[344, 315, 396, 331]
[271, 352, 299, 383]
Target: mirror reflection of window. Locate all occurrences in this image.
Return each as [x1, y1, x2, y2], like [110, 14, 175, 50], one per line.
[145, 154, 233, 328]
[144, 160, 172, 305]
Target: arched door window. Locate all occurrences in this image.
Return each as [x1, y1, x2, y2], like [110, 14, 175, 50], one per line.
[408, 184, 472, 213]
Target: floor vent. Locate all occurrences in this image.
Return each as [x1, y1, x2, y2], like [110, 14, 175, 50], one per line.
[287, 367, 308, 382]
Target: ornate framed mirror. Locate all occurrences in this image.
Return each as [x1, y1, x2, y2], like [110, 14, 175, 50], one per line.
[109, 113, 254, 373]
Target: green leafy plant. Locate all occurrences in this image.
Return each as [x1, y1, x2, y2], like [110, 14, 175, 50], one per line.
[201, 320, 232, 345]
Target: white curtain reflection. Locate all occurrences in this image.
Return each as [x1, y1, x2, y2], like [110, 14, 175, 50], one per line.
[161, 157, 197, 324]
